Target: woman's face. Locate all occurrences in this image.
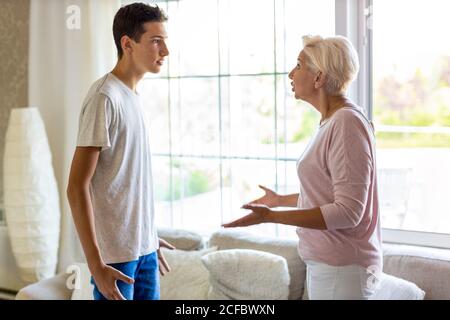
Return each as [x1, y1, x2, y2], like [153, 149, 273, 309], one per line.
[288, 51, 317, 100]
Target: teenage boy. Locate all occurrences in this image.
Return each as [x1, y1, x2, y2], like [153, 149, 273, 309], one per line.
[67, 3, 173, 300]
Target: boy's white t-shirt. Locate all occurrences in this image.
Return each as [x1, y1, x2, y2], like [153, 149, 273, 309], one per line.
[77, 72, 159, 264]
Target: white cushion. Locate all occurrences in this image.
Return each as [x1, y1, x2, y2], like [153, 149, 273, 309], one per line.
[201, 249, 290, 300]
[209, 229, 305, 300]
[158, 228, 205, 251]
[70, 263, 94, 300]
[16, 273, 72, 300]
[160, 247, 217, 300]
[382, 243, 450, 299]
[370, 273, 425, 300]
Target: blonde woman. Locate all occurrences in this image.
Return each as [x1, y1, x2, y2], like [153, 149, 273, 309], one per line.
[223, 35, 382, 300]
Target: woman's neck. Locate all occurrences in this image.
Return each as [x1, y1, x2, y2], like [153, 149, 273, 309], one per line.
[316, 92, 351, 123]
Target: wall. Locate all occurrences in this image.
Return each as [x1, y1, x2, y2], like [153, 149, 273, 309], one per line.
[0, 0, 30, 292]
[0, 0, 30, 209]
[0, 226, 26, 291]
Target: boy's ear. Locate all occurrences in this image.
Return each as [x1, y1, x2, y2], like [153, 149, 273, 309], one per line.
[314, 71, 327, 89]
[121, 35, 133, 55]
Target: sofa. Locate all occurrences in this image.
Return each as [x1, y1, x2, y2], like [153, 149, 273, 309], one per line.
[15, 228, 450, 300]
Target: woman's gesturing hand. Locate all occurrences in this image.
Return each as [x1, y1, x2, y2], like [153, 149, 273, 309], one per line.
[245, 185, 280, 208]
[222, 204, 272, 228]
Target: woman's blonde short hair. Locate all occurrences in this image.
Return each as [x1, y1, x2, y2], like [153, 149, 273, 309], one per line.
[302, 35, 359, 96]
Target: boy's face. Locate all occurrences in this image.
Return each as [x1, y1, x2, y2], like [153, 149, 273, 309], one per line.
[130, 21, 169, 74]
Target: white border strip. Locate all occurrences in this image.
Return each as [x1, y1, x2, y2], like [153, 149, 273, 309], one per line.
[377, 125, 450, 134]
[383, 228, 450, 249]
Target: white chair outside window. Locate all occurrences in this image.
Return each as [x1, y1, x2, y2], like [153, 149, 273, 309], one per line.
[377, 168, 413, 229]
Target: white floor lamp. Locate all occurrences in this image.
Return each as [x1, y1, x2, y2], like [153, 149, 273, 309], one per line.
[3, 107, 60, 283]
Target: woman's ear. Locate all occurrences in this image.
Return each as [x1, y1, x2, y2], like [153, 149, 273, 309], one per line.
[314, 71, 326, 89]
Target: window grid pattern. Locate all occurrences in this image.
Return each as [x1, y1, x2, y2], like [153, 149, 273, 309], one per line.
[145, 0, 299, 237]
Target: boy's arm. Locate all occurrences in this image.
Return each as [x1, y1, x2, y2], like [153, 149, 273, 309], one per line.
[66, 146, 133, 300]
[66, 146, 103, 272]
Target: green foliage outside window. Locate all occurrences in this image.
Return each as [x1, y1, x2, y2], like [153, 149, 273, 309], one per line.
[373, 55, 450, 148]
[155, 167, 213, 201]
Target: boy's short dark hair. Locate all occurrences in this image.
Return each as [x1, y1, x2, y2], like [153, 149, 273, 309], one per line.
[113, 3, 168, 59]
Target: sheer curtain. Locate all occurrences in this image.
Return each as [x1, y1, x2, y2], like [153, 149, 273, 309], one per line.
[28, 0, 120, 273]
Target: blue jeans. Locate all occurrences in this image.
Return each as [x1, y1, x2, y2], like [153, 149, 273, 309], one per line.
[91, 251, 160, 300]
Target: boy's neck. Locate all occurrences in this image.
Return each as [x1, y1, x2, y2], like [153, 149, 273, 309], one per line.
[111, 58, 145, 94]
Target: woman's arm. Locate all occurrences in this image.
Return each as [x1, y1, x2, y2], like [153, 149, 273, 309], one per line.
[225, 111, 374, 232]
[270, 207, 327, 229]
[223, 204, 327, 230]
[278, 193, 300, 207]
[247, 185, 300, 208]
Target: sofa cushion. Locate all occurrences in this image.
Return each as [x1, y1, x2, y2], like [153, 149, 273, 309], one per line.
[15, 272, 72, 300]
[71, 246, 218, 300]
[208, 229, 305, 300]
[382, 243, 450, 300]
[201, 249, 290, 300]
[158, 228, 205, 251]
[370, 273, 425, 300]
[160, 247, 217, 300]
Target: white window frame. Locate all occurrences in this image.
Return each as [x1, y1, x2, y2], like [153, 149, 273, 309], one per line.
[338, 0, 450, 249]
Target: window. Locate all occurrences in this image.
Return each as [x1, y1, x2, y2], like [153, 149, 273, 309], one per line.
[124, 0, 450, 248]
[138, 0, 335, 238]
[369, 0, 450, 247]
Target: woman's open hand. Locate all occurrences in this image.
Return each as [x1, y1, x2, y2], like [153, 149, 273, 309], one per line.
[222, 204, 272, 228]
[245, 185, 280, 208]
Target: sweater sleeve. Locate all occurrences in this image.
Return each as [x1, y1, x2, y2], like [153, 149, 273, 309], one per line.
[320, 111, 374, 230]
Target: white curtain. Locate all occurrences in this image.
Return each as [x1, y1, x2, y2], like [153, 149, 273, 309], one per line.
[28, 0, 121, 273]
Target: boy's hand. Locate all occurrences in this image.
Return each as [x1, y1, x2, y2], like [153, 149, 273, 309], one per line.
[157, 238, 175, 276]
[91, 264, 134, 300]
